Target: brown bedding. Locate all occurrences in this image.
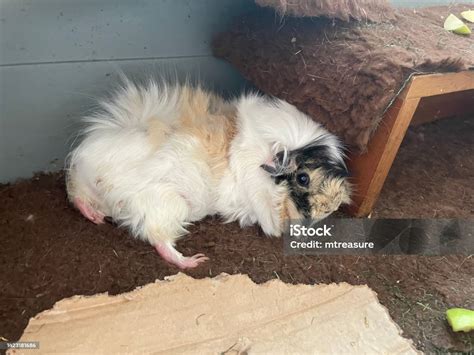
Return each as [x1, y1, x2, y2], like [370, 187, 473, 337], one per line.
[213, 5, 474, 152]
[255, 0, 396, 22]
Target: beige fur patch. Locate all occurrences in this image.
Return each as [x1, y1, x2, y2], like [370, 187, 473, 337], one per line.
[147, 118, 173, 150]
[309, 177, 351, 216]
[176, 86, 237, 180]
[279, 194, 303, 223]
[144, 86, 237, 180]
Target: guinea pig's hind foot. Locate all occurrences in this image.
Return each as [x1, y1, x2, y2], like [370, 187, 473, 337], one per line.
[155, 242, 209, 269]
[73, 197, 105, 224]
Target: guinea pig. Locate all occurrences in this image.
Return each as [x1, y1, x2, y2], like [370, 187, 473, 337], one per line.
[66, 79, 351, 269]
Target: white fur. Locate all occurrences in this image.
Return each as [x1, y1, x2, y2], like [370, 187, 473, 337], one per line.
[67, 81, 345, 250]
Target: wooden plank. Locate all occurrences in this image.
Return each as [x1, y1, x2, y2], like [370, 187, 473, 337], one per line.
[410, 89, 474, 126]
[347, 96, 421, 217]
[403, 71, 474, 99]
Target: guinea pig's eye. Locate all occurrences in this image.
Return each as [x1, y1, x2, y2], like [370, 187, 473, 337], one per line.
[296, 172, 310, 187]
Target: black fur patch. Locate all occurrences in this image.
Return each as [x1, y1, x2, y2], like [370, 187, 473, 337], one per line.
[293, 144, 348, 179]
[289, 185, 312, 218]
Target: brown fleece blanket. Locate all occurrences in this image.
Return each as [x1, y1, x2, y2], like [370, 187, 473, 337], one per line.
[255, 0, 396, 22]
[213, 5, 474, 152]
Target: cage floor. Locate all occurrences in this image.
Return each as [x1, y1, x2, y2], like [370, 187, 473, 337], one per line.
[1, 116, 473, 353]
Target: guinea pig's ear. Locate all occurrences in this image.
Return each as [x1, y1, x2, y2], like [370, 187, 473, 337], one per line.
[260, 149, 297, 177]
[260, 160, 279, 175]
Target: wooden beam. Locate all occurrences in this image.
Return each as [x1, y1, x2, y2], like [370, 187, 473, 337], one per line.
[402, 71, 474, 99]
[346, 96, 420, 217]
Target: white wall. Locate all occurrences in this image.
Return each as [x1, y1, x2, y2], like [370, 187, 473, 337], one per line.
[0, 0, 257, 182]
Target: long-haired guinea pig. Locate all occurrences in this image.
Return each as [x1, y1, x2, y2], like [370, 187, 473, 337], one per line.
[66, 80, 351, 269]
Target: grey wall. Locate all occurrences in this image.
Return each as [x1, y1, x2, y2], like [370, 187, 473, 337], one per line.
[0, 0, 257, 183]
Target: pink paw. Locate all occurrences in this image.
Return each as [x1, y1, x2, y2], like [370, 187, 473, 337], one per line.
[74, 197, 105, 224]
[155, 242, 209, 269]
[175, 253, 209, 269]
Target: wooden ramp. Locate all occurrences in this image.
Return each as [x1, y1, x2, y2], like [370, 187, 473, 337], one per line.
[348, 70, 474, 217]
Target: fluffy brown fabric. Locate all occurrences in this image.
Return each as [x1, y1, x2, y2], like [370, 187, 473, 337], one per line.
[213, 5, 474, 153]
[256, 0, 396, 22]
